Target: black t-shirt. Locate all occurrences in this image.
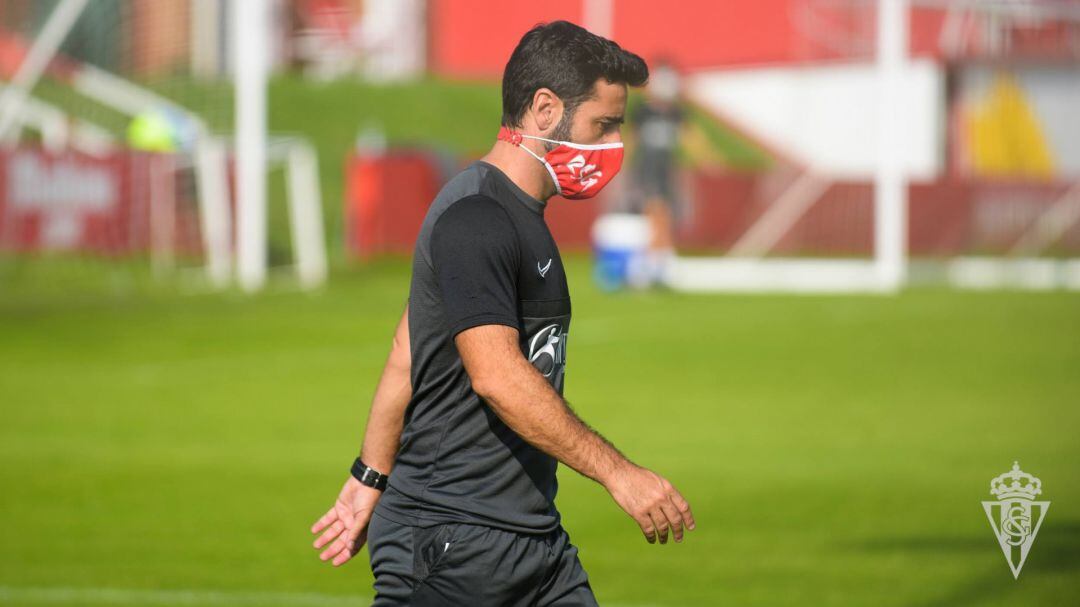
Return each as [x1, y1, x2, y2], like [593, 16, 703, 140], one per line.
[374, 161, 571, 534]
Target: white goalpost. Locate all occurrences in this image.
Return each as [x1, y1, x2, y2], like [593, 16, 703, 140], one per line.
[874, 0, 908, 291]
[234, 0, 269, 293]
[0, 0, 91, 144]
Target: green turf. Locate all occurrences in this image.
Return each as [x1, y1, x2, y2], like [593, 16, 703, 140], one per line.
[1, 256, 1078, 606]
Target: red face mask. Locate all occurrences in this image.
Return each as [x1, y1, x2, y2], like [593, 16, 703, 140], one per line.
[498, 126, 624, 199]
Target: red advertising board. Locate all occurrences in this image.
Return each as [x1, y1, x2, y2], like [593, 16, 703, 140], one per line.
[0, 148, 199, 256]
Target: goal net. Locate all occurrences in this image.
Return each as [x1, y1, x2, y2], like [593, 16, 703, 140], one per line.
[671, 0, 1080, 292]
[0, 0, 326, 296]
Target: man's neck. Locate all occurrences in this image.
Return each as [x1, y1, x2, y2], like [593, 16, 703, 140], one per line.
[481, 140, 556, 202]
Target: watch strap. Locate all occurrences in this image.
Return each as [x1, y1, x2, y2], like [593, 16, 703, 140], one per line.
[350, 457, 389, 491]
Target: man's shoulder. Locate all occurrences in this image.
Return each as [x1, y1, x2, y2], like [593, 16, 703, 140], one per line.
[430, 194, 516, 254]
[414, 164, 514, 266]
[436, 193, 508, 225]
[421, 165, 500, 230]
[428, 162, 490, 212]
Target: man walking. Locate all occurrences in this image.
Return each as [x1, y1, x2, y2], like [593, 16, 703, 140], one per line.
[312, 21, 696, 605]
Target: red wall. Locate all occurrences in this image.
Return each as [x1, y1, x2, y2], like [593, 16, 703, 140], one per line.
[427, 0, 948, 78]
[427, 0, 584, 78]
[613, 0, 812, 70]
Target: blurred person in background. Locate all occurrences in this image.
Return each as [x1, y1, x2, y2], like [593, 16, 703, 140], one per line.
[311, 20, 696, 606]
[628, 60, 684, 287]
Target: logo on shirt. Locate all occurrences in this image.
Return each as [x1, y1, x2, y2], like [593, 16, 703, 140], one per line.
[528, 323, 566, 382]
[537, 258, 553, 278]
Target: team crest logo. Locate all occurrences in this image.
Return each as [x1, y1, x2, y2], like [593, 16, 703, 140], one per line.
[566, 154, 601, 190]
[982, 461, 1049, 579]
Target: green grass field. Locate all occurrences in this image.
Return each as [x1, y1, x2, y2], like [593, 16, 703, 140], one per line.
[1, 256, 1078, 606]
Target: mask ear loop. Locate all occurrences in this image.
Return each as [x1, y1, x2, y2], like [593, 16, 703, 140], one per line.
[521, 133, 624, 151]
[498, 127, 563, 196]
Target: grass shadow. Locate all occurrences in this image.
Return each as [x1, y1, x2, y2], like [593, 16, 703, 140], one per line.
[843, 520, 1080, 606]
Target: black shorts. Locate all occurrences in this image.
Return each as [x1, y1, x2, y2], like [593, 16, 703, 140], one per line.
[367, 510, 598, 606]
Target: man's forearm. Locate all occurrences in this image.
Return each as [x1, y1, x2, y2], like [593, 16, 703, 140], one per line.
[475, 354, 631, 488]
[358, 365, 409, 474]
[358, 310, 412, 474]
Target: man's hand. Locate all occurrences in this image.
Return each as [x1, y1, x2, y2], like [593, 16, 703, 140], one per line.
[310, 477, 381, 566]
[605, 463, 696, 544]
[454, 324, 696, 546]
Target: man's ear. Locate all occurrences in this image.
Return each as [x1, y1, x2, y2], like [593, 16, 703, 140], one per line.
[529, 87, 563, 134]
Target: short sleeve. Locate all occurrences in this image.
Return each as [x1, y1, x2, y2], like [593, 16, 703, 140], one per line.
[430, 195, 521, 337]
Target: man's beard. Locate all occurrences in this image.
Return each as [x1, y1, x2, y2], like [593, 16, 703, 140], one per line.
[544, 106, 575, 152]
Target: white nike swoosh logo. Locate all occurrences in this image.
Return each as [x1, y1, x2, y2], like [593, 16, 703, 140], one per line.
[538, 258, 552, 278]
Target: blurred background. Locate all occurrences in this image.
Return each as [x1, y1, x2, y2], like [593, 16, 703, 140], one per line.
[1, 1, 1078, 606]
[2, 0, 1080, 291]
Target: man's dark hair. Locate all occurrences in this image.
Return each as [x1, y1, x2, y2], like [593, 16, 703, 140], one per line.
[501, 21, 649, 129]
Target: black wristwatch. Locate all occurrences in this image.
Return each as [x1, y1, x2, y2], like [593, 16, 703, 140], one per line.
[351, 457, 389, 491]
